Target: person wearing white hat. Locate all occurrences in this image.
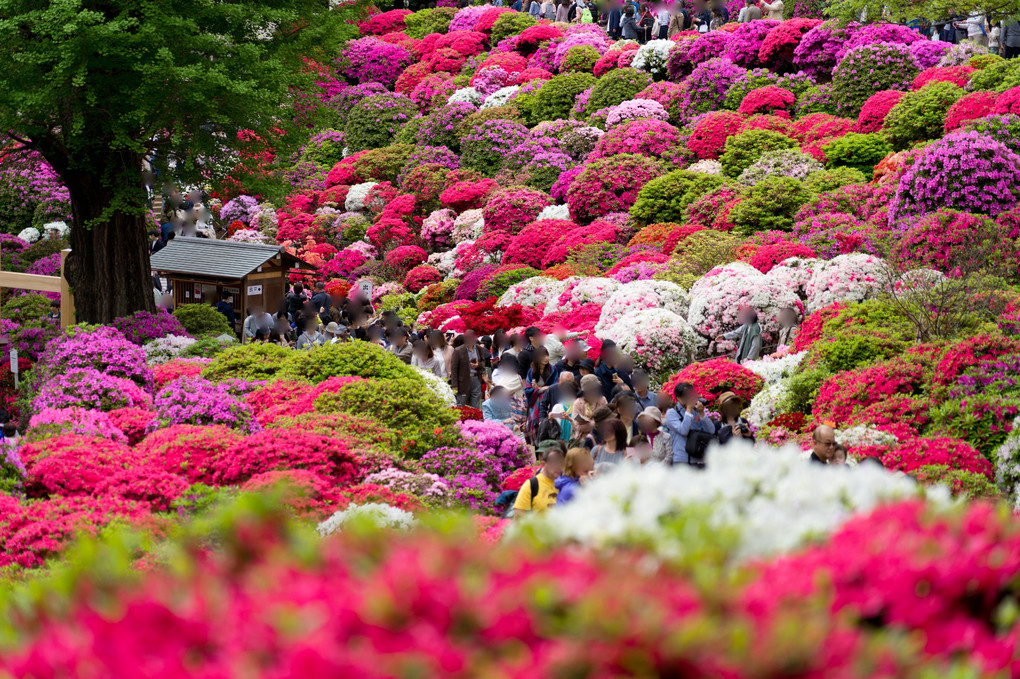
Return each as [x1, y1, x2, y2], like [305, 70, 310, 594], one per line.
[323, 322, 341, 344]
[637, 406, 672, 465]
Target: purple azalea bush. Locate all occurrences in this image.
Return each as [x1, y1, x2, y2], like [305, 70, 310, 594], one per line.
[152, 377, 259, 433]
[41, 326, 153, 390]
[33, 368, 153, 413]
[113, 310, 189, 345]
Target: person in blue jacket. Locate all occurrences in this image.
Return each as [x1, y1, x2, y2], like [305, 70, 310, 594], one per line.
[663, 382, 715, 466]
[555, 447, 594, 505]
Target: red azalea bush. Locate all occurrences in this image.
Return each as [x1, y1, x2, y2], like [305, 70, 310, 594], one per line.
[209, 429, 363, 487]
[94, 467, 190, 512]
[662, 358, 765, 406]
[516, 24, 563, 52]
[881, 437, 992, 478]
[542, 221, 619, 268]
[853, 90, 905, 133]
[814, 359, 926, 425]
[383, 244, 428, 273]
[567, 154, 663, 224]
[240, 470, 342, 520]
[336, 482, 424, 512]
[687, 111, 746, 159]
[21, 434, 142, 499]
[106, 408, 156, 446]
[482, 186, 553, 235]
[846, 394, 931, 435]
[737, 86, 796, 117]
[934, 334, 1020, 385]
[944, 91, 998, 132]
[792, 302, 845, 352]
[912, 65, 974, 90]
[136, 424, 244, 484]
[994, 86, 1020, 115]
[890, 210, 1018, 276]
[358, 9, 412, 36]
[456, 298, 541, 334]
[502, 219, 577, 268]
[152, 359, 207, 389]
[404, 264, 442, 291]
[758, 18, 822, 66]
[748, 242, 816, 273]
[738, 113, 794, 135]
[440, 179, 499, 212]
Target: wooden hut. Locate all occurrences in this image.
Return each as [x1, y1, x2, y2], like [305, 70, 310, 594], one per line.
[150, 237, 315, 332]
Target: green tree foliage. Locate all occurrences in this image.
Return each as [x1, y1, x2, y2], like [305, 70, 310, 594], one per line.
[0, 0, 366, 323]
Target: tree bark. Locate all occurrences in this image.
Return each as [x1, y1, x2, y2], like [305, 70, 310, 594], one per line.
[62, 169, 156, 324]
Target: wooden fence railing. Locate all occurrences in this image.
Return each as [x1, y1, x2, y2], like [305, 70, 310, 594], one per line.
[0, 248, 75, 329]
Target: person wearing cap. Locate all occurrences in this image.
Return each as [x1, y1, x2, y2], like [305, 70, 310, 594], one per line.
[716, 392, 754, 445]
[572, 374, 609, 440]
[322, 322, 341, 344]
[631, 369, 657, 410]
[664, 381, 715, 465]
[637, 406, 672, 464]
[715, 306, 762, 363]
[549, 339, 585, 384]
[578, 358, 596, 377]
[595, 341, 634, 401]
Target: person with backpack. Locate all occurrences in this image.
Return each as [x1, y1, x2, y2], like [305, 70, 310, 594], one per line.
[663, 382, 715, 466]
[512, 445, 564, 514]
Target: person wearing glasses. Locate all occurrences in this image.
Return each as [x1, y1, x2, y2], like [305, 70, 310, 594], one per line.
[810, 425, 837, 464]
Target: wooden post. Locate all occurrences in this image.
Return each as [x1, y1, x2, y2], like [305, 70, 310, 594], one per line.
[59, 249, 74, 329]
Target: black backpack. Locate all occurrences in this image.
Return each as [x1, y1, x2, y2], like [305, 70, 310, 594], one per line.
[499, 474, 540, 519]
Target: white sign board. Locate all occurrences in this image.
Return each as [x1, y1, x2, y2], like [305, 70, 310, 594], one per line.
[9, 350, 18, 373]
[358, 280, 373, 299]
[247, 285, 263, 296]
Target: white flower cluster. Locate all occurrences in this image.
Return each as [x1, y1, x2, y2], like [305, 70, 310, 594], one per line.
[344, 182, 378, 212]
[452, 209, 485, 242]
[499, 276, 569, 308]
[605, 98, 668, 128]
[835, 424, 898, 450]
[317, 503, 417, 537]
[742, 350, 806, 385]
[804, 253, 890, 312]
[596, 279, 689, 332]
[745, 380, 790, 430]
[144, 334, 198, 365]
[513, 444, 951, 561]
[415, 366, 457, 407]
[630, 39, 674, 77]
[995, 416, 1020, 509]
[545, 277, 619, 314]
[765, 256, 817, 299]
[686, 159, 723, 175]
[17, 227, 40, 243]
[688, 261, 799, 348]
[600, 308, 704, 383]
[42, 220, 70, 238]
[536, 204, 571, 221]
[227, 228, 269, 244]
[448, 87, 483, 106]
[481, 85, 520, 109]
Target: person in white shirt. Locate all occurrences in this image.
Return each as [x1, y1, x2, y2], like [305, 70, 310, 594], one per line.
[411, 339, 448, 378]
[243, 306, 274, 342]
[968, 12, 989, 47]
[656, 5, 670, 38]
[760, 0, 783, 19]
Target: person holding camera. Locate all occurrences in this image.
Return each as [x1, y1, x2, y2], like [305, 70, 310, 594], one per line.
[715, 392, 754, 446]
[663, 382, 716, 466]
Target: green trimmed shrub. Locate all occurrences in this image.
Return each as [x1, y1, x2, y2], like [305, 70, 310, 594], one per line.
[531, 73, 596, 124]
[456, 104, 524, 138]
[929, 395, 1020, 457]
[478, 266, 541, 299]
[587, 68, 653, 113]
[801, 167, 868, 193]
[173, 304, 233, 337]
[811, 330, 907, 373]
[0, 294, 50, 325]
[823, 133, 893, 175]
[654, 230, 739, 289]
[300, 128, 346, 166]
[201, 343, 293, 383]
[913, 464, 1001, 500]
[968, 57, 1020, 92]
[832, 43, 920, 117]
[630, 171, 730, 226]
[350, 144, 415, 184]
[729, 176, 812, 235]
[881, 82, 964, 150]
[404, 7, 456, 39]
[489, 11, 537, 45]
[181, 336, 236, 359]
[20, 237, 69, 266]
[313, 378, 460, 458]
[562, 45, 600, 73]
[344, 93, 417, 152]
[719, 130, 797, 178]
[781, 366, 831, 415]
[280, 339, 423, 384]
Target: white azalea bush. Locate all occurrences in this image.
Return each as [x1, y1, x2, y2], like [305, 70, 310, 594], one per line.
[745, 380, 790, 430]
[511, 444, 951, 562]
[536, 204, 571, 221]
[416, 366, 457, 407]
[742, 350, 805, 385]
[836, 424, 898, 449]
[481, 85, 520, 109]
[544, 276, 619, 314]
[631, 40, 674, 78]
[17, 227, 40, 243]
[995, 416, 1020, 509]
[595, 279, 689, 332]
[344, 182, 378, 212]
[448, 87, 483, 106]
[804, 253, 890, 312]
[600, 308, 703, 385]
[499, 276, 570, 308]
[317, 503, 417, 537]
[144, 334, 198, 365]
[765, 256, 817, 299]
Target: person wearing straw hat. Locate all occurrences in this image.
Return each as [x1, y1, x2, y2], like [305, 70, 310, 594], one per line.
[637, 406, 672, 464]
[716, 392, 754, 445]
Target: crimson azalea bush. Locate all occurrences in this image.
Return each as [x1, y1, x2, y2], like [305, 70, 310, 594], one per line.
[662, 358, 764, 406]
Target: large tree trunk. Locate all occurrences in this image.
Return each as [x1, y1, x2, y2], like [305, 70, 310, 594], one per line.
[62, 169, 156, 324]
